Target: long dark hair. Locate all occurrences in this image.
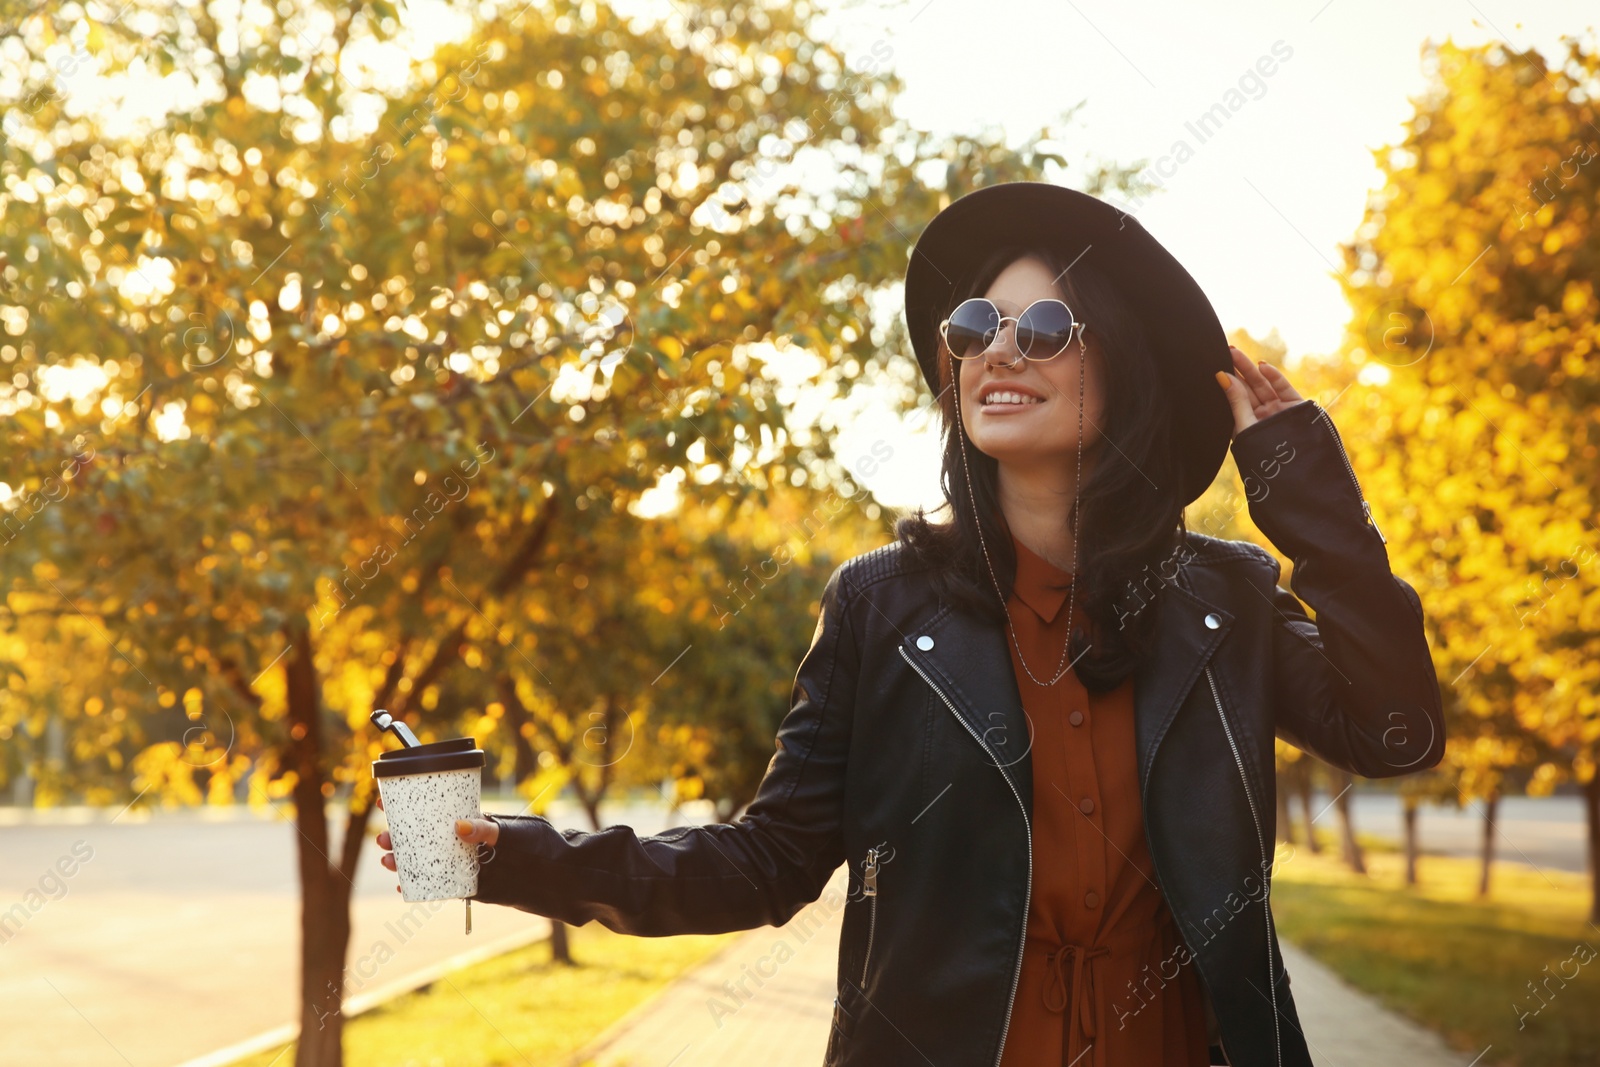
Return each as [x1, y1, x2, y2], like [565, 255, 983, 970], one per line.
[895, 241, 1190, 691]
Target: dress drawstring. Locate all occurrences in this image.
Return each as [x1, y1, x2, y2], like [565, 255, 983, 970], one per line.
[1043, 941, 1112, 1061]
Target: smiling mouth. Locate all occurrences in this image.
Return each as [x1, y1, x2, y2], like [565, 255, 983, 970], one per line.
[980, 390, 1045, 407]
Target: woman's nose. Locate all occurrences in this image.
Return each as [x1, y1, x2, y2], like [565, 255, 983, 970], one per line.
[983, 323, 1024, 368]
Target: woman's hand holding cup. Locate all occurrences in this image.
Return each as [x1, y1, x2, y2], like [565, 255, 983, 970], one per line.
[374, 793, 500, 894]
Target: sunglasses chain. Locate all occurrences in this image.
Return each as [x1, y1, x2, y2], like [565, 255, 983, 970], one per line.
[954, 329, 1091, 688]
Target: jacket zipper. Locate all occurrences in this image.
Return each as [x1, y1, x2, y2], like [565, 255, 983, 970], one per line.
[1313, 404, 1386, 544]
[861, 846, 881, 986]
[899, 644, 1030, 1067]
[1206, 665, 1282, 1067]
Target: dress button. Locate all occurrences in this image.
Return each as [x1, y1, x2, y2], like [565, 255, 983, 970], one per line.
[1079, 797, 1095, 815]
[1204, 612, 1221, 629]
[1068, 711, 1084, 727]
[916, 635, 934, 651]
[1084, 891, 1100, 908]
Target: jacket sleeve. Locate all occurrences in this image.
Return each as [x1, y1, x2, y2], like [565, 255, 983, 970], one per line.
[468, 560, 859, 935]
[1228, 398, 1445, 778]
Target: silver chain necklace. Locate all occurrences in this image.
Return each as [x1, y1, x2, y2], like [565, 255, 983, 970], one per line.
[956, 334, 1090, 688]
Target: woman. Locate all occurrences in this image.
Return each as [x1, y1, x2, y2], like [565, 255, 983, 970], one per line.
[377, 182, 1445, 1066]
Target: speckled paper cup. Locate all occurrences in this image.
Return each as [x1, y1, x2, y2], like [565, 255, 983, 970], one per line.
[373, 738, 486, 903]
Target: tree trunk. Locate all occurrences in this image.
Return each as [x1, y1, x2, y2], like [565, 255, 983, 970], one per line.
[1276, 768, 1296, 845]
[1297, 767, 1320, 854]
[1402, 795, 1420, 886]
[1334, 771, 1365, 874]
[286, 626, 352, 1067]
[497, 677, 540, 785]
[550, 918, 573, 964]
[1478, 792, 1499, 899]
[275, 518, 555, 1059]
[579, 795, 603, 832]
[1585, 774, 1600, 926]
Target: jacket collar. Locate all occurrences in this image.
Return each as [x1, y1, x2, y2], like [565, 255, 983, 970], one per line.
[897, 548, 1236, 815]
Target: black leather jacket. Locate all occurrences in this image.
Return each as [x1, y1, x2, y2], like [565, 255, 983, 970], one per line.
[471, 398, 1446, 1066]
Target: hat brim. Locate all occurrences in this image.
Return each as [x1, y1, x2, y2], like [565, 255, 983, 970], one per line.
[904, 181, 1233, 507]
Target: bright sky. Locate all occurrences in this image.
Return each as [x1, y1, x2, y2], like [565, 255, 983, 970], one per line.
[816, 0, 1600, 513]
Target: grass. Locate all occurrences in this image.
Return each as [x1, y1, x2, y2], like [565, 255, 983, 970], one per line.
[231, 924, 740, 1067]
[1271, 831, 1599, 1067]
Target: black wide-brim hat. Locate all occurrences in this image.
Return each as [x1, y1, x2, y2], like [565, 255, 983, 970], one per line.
[904, 181, 1234, 507]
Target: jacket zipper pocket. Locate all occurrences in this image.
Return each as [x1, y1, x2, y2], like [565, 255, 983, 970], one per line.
[1313, 403, 1386, 544]
[860, 846, 880, 986]
[1206, 665, 1282, 1067]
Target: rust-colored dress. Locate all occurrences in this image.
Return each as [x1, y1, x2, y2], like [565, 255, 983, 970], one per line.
[997, 531, 1212, 1067]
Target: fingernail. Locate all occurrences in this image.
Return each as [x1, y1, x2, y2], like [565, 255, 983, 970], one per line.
[456, 819, 470, 834]
[1214, 371, 1230, 389]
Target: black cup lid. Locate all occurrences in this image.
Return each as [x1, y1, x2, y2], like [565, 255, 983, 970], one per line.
[377, 737, 477, 760]
[372, 736, 484, 778]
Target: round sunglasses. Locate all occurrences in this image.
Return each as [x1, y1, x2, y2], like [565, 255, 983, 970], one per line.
[939, 297, 1087, 363]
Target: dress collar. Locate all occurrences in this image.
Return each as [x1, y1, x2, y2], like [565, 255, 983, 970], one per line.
[1010, 531, 1076, 625]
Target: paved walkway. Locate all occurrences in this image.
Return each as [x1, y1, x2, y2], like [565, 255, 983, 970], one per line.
[1279, 941, 1471, 1067]
[570, 866, 1472, 1067]
[571, 866, 849, 1067]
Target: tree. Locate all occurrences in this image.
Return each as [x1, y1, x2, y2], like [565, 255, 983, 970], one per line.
[1328, 37, 1600, 917]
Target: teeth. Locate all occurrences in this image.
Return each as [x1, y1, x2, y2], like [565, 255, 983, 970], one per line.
[982, 391, 1043, 405]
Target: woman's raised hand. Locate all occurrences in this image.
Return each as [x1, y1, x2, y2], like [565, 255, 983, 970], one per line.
[1215, 345, 1309, 435]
